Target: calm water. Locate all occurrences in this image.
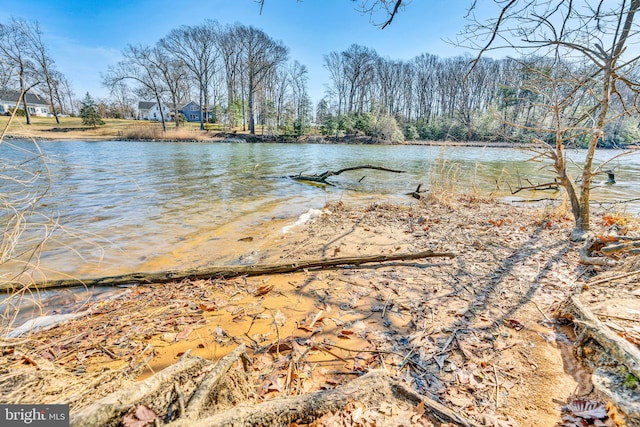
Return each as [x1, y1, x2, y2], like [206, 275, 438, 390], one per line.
[2, 140, 639, 281]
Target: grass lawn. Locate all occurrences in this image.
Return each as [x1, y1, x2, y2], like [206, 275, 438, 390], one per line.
[0, 116, 217, 141]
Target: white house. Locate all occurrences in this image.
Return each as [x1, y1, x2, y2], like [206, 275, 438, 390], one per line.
[0, 90, 50, 116]
[138, 101, 172, 122]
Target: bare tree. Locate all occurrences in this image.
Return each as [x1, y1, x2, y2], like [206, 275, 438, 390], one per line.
[236, 25, 289, 135]
[216, 25, 244, 128]
[107, 80, 136, 119]
[103, 44, 170, 131]
[461, 0, 640, 237]
[0, 61, 13, 91]
[0, 17, 39, 124]
[153, 45, 190, 127]
[160, 21, 220, 130]
[323, 51, 349, 116]
[21, 19, 66, 124]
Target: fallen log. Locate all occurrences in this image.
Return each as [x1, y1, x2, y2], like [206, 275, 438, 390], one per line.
[289, 164, 405, 185]
[1, 250, 455, 292]
[71, 352, 212, 427]
[167, 369, 482, 427]
[563, 295, 640, 424]
[71, 345, 254, 427]
[563, 295, 640, 381]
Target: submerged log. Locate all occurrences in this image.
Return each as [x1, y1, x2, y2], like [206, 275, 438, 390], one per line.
[290, 164, 405, 185]
[406, 183, 428, 199]
[511, 180, 560, 194]
[1, 250, 455, 292]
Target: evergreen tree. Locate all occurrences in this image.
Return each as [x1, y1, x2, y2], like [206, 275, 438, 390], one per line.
[79, 92, 105, 128]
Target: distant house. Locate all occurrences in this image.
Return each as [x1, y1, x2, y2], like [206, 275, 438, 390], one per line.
[138, 100, 211, 123]
[0, 90, 50, 116]
[179, 101, 204, 123]
[138, 101, 172, 122]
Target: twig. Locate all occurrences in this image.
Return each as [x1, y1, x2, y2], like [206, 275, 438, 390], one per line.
[313, 344, 350, 363]
[318, 342, 407, 360]
[531, 300, 553, 324]
[587, 269, 640, 286]
[438, 329, 459, 354]
[99, 344, 117, 359]
[593, 313, 639, 323]
[493, 365, 500, 408]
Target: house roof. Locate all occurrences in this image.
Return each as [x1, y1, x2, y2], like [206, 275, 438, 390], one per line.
[138, 101, 156, 110]
[138, 100, 210, 111]
[0, 90, 49, 106]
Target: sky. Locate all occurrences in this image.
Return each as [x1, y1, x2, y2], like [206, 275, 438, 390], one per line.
[0, 0, 497, 104]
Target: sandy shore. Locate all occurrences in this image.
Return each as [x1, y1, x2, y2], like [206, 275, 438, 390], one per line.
[3, 193, 639, 425]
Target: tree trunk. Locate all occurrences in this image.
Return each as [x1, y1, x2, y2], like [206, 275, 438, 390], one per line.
[248, 75, 255, 135]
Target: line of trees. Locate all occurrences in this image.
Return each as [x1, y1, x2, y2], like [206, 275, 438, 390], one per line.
[318, 44, 640, 147]
[0, 16, 75, 122]
[103, 20, 313, 136]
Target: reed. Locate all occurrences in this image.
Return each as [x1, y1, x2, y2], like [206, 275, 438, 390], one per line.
[1, 106, 58, 334]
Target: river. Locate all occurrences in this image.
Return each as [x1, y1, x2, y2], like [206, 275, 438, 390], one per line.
[2, 140, 639, 282]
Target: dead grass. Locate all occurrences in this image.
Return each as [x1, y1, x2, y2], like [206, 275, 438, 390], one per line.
[0, 116, 219, 141]
[122, 125, 212, 141]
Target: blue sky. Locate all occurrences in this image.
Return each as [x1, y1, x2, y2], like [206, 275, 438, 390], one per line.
[0, 0, 493, 104]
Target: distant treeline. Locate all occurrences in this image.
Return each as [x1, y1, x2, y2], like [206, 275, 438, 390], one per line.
[5, 12, 634, 146]
[317, 44, 640, 147]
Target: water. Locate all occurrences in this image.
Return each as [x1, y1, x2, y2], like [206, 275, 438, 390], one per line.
[2, 140, 639, 281]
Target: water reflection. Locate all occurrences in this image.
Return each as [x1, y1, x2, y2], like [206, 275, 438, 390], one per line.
[1, 140, 639, 281]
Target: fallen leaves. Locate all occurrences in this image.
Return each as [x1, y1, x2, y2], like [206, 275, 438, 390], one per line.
[559, 399, 610, 427]
[122, 405, 156, 427]
[297, 311, 325, 333]
[505, 319, 525, 331]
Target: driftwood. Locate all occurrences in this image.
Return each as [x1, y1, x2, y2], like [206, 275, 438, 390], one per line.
[290, 164, 405, 185]
[71, 345, 254, 427]
[579, 236, 617, 266]
[1, 250, 455, 292]
[564, 295, 640, 381]
[563, 295, 640, 424]
[182, 345, 254, 420]
[71, 345, 481, 427]
[601, 240, 640, 255]
[406, 183, 428, 199]
[71, 352, 212, 427]
[511, 180, 560, 194]
[167, 369, 482, 427]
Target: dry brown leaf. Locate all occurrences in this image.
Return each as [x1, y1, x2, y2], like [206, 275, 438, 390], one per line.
[562, 399, 608, 419]
[505, 318, 524, 331]
[175, 326, 193, 342]
[256, 283, 273, 296]
[122, 404, 156, 427]
[268, 341, 293, 353]
[297, 310, 325, 332]
[197, 302, 218, 312]
[337, 329, 355, 339]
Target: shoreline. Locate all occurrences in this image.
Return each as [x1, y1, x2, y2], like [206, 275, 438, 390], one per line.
[5, 132, 638, 150]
